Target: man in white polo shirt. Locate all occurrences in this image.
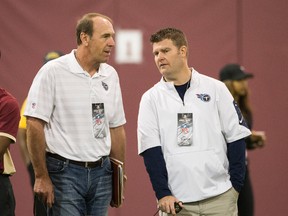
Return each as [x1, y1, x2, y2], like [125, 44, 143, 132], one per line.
[137, 28, 251, 216]
[25, 13, 126, 216]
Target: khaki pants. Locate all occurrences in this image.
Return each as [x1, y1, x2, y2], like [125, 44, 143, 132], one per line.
[161, 187, 239, 216]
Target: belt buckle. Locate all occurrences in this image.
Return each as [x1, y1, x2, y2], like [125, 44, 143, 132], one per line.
[84, 162, 89, 168]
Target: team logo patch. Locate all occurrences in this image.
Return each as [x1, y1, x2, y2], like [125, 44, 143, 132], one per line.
[102, 81, 108, 91]
[233, 101, 248, 128]
[31, 102, 36, 109]
[196, 94, 211, 102]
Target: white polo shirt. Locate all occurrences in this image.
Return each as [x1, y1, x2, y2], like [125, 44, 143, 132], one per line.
[137, 68, 251, 202]
[25, 50, 126, 161]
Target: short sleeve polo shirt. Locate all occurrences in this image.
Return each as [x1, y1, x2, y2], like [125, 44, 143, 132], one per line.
[24, 50, 126, 161]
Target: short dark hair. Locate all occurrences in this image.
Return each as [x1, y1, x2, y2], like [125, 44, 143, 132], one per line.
[76, 13, 113, 45]
[150, 27, 188, 50]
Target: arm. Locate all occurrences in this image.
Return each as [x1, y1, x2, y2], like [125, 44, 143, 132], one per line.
[17, 128, 31, 166]
[109, 125, 126, 171]
[0, 92, 20, 159]
[246, 130, 266, 149]
[17, 99, 31, 166]
[0, 137, 11, 158]
[141, 146, 172, 199]
[142, 147, 182, 215]
[227, 138, 246, 192]
[137, 94, 182, 214]
[26, 117, 54, 208]
[109, 125, 127, 205]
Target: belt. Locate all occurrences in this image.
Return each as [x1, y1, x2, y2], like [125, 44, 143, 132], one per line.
[46, 152, 107, 168]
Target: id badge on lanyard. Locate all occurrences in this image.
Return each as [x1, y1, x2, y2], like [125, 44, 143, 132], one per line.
[177, 113, 193, 146]
[92, 103, 106, 138]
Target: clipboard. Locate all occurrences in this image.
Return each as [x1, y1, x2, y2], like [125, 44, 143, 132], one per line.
[110, 157, 124, 208]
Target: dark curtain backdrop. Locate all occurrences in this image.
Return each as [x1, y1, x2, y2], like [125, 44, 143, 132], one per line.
[0, 0, 287, 215]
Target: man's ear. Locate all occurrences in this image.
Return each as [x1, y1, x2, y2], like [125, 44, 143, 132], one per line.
[180, 46, 187, 56]
[80, 32, 89, 46]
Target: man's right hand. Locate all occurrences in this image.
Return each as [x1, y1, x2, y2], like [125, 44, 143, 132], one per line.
[34, 176, 54, 208]
[158, 195, 183, 215]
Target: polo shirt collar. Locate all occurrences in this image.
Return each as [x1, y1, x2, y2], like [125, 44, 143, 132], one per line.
[159, 68, 198, 90]
[68, 49, 108, 77]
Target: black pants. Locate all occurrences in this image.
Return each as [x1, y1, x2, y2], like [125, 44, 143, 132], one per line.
[238, 165, 254, 216]
[0, 174, 15, 216]
[27, 163, 47, 216]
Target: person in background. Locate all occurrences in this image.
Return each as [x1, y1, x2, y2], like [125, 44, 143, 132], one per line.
[137, 27, 251, 216]
[0, 48, 21, 216]
[17, 50, 63, 215]
[219, 64, 266, 216]
[24, 13, 126, 216]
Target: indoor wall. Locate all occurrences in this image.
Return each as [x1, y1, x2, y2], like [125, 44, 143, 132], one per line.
[0, 0, 287, 215]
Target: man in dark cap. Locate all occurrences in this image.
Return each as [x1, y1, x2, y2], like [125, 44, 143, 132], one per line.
[17, 50, 63, 215]
[220, 64, 254, 81]
[219, 63, 266, 216]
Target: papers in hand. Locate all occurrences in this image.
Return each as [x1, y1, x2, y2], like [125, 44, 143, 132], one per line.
[110, 157, 124, 208]
[3, 149, 16, 175]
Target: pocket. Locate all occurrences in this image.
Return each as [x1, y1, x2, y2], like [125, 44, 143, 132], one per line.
[166, 150, 230, 201]
[167, 150, 228, 182]
[46, 156, 66, 173]
[231, 187, 239, 198]
[104, 157, 113, 174]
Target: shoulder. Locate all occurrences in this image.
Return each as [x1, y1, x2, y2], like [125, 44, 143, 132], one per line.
[99, 63, 118, 75]
[0, 89, 20, 140]
[142, 81, 161, 96]
[192, 70, 229, 101]
[139, 82, 164, 107]
[0, 89, 19, 112]
[193, 70, 226, 92]
[196, 72, 224, 87]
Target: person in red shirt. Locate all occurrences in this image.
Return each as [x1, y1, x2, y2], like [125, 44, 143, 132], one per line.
[0, 86, 20, 216]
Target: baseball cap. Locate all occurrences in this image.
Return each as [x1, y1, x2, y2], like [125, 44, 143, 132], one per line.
[43, 51, 63, 64]
[219, 64, 254, 81]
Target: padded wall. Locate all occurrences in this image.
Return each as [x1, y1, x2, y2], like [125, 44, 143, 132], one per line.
[0, 0, 287, 215]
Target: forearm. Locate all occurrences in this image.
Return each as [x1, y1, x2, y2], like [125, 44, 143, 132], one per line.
[109, 125, 126, 169]
[17, 128, 31, 166]
[26, 117, 48, 178]
[0, 137, 11, 158]
[142, 146, 172, 200]
[227, 138, 246, 192]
